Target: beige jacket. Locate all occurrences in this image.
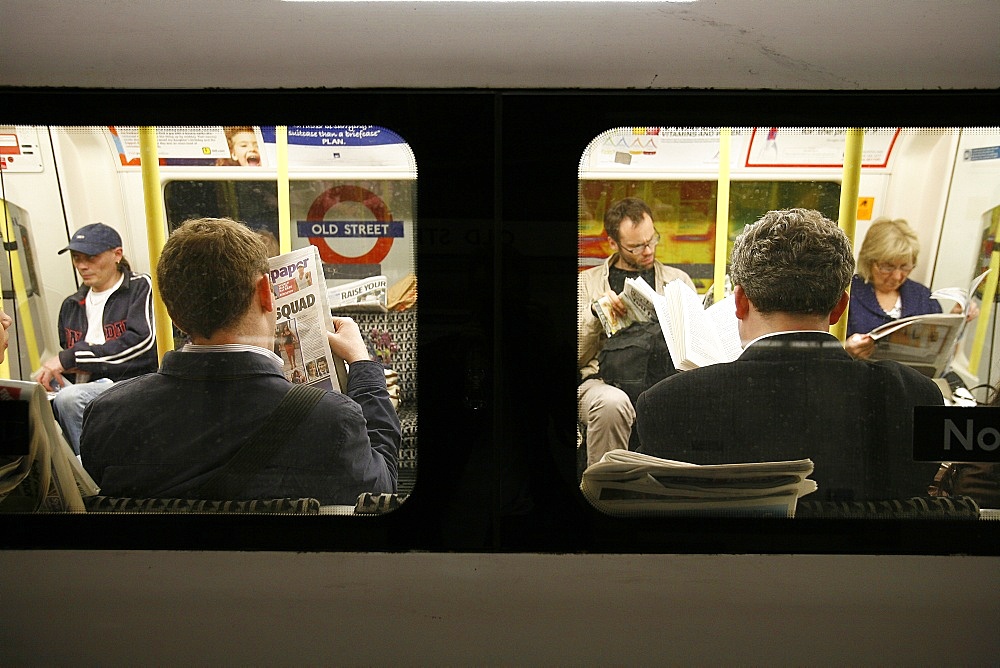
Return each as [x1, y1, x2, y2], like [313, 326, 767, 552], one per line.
[577, 255, 696, 381]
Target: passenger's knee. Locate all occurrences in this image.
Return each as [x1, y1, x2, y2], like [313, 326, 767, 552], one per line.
[51, 386, 76, 414]
[52, 383, 91, 417]
[587, 388, 634, 423]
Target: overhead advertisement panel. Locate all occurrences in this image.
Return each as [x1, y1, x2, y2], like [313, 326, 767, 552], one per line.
[105, 125, 415, 173]
[581, 127, 901, 177]
[744, 127, 901, 168]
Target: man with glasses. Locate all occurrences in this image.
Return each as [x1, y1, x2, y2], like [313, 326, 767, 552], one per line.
[578, 197, 696, 466]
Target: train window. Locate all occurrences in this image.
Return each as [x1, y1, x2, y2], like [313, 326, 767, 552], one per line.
[3, 90, 997, 555]
[1, 124, 419, 514]
[576, 126, 1000, 520]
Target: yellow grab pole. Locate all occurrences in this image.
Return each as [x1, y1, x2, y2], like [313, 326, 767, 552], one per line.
[137, 127, 173, 361]
[831, 128, 865, 342]
[276, 126, 292, 254]
[0, 206, 42, 376]
[968, 250, 999, 371]
[713, 128, 732, 304]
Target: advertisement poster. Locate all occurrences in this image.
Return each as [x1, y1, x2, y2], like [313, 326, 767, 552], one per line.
[583, 127, 749, 173]
[745, 127, 900, 168]
[107, 125, 413, 170]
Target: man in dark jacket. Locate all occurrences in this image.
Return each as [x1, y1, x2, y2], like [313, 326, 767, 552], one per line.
[635, 209, 943, 501]
[35, 223, 157, 454]
[81, 217, 399, 505]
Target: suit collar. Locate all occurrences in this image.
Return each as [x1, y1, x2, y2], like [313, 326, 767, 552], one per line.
[739, 331, 850, 362]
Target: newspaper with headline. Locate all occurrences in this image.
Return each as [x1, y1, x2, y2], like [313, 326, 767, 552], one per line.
[268, 245, 348, 392]
[328, 275, 388, 312]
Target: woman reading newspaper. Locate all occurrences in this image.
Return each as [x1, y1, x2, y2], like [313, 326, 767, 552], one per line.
[846, 218, 978, 359]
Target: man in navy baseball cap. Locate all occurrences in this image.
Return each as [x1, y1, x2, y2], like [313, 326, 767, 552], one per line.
[58, 222, 123, 256]
[37, 222, 157, 455]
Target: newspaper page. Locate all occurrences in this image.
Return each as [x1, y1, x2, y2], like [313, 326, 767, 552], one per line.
[0, 379, 90, 512]
[593, 278, 655, 337]
[704, 293, 743, 363]
[642, 278, 741, 371]
[329, 275, 388, 312]
[929, 268, 990, 315]
[868, 313, 964, 377]
[268, 245, 348, 392]
[596, 277, 741, 368]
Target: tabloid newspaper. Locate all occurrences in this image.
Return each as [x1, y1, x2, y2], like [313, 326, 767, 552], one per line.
[328, 275, 388, 312]
[866, 269, 990, 378]
[268, 245, 348, 392]
[1, 379, 98, 511]
[595, 276, 742, 371]
[580, 449, 817, 518]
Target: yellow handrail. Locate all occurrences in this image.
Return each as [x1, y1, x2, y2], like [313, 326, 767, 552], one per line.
[968, 251, 999, 371]
[831, 128, 864, 341]
[0, 208, 42, 377]
[137, 127, 173, 361]
[713, 128, 731, 304]
[276, 126, 292, 254]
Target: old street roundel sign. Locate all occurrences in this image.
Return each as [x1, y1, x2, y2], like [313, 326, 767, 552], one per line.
[306, 185, 394, 264]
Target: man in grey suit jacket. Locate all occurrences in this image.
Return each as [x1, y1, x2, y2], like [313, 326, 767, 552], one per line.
[635, 209, 942, 501]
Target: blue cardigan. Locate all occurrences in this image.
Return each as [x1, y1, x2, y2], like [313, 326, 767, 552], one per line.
[847, 275, 942, 336]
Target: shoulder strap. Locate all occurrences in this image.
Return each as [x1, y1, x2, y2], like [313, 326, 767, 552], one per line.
[194, 383, 327, 500]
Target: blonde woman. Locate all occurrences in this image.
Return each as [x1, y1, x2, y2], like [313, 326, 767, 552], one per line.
[845, 217, 973, 358]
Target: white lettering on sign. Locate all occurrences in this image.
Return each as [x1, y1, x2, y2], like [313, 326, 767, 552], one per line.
[944, 419, 1000, 452]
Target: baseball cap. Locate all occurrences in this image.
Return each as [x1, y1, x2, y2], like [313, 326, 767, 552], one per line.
[58, 223, 123, 256]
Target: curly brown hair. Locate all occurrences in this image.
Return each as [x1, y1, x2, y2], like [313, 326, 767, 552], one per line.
[730, 208, 855, 316]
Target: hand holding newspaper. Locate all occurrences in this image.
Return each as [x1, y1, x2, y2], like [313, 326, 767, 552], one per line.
[268, 245, 349, 392]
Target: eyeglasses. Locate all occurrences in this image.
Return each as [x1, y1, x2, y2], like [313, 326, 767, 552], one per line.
[874, 262, 914, 275]
[619, 233, 660, 255]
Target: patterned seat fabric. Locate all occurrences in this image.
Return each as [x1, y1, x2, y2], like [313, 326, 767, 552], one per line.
[84, 496, 321, 513]
[354, 492, 410, 515]
[795, 495, 980, 519]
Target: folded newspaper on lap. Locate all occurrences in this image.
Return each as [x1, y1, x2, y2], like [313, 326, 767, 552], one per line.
[268, 245, 348, 392]
[866, 270, 990, 378]
[0, 379, 98, 512]
[597, 277, 742, 370]
[580, 450, 817, 518]
[328, 275, 388, 313]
